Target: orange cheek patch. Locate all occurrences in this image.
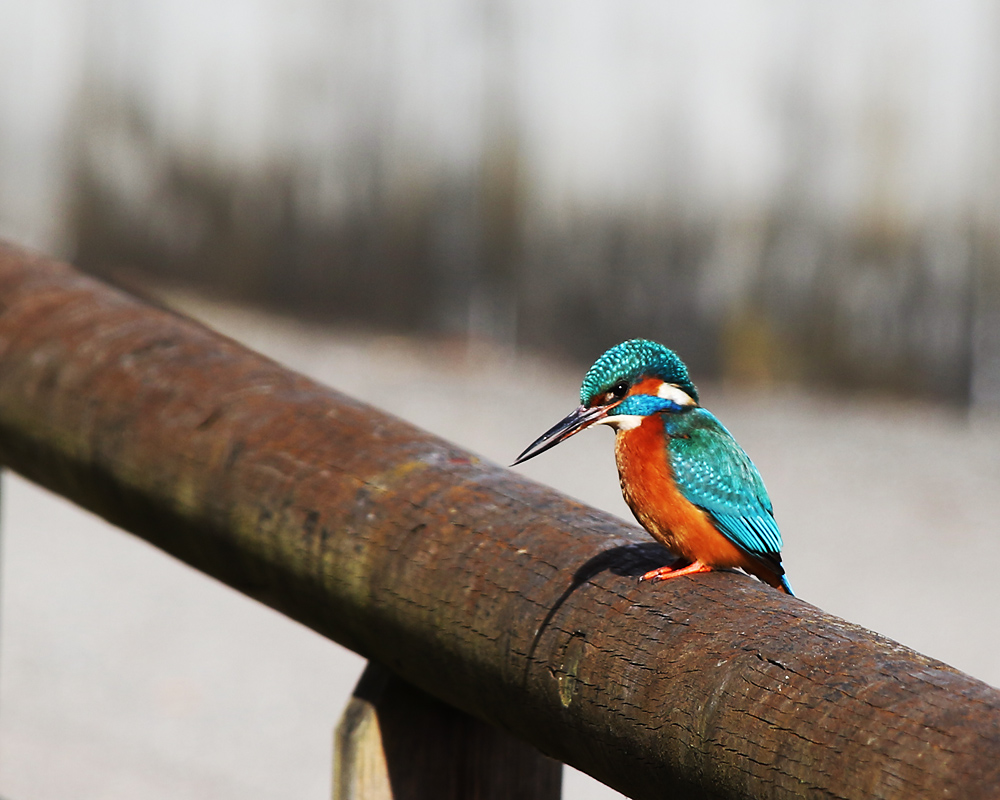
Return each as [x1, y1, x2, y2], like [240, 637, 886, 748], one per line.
[627, 377, 663, 397]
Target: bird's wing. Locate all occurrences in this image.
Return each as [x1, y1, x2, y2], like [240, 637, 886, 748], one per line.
[665, 409, 783, 561]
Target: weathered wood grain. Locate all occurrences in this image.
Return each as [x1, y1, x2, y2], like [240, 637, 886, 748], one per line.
[0, 241, 998, 799]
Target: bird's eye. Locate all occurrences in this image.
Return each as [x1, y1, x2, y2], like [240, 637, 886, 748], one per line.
[610, 381, 629, 398]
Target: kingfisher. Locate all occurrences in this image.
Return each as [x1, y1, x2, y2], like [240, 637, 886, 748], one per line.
[514, 339, 793, 595]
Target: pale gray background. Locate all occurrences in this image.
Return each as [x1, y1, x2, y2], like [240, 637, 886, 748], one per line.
[3, 1, 1000, 796]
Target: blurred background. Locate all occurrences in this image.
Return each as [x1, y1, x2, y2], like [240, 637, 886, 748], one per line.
[3, 1, 1000, 798]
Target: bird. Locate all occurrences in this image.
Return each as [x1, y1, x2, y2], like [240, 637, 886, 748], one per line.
[513, 339, 793, 595]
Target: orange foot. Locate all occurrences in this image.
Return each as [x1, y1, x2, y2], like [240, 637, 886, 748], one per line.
[639, 560, 713, 583]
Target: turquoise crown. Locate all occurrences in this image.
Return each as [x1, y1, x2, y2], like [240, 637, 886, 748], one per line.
[580, 339, 699, 406]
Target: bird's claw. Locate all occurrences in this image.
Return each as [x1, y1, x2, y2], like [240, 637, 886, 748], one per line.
[639, 560, 712, 583]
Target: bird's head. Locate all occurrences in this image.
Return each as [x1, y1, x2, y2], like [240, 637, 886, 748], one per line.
[513, 339, 699, 466]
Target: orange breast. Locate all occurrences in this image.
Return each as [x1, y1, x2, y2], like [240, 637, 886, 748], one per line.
[614, 414, 753, 571]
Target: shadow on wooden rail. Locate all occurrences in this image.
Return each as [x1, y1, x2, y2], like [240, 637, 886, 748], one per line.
[0, 241, 998, 799]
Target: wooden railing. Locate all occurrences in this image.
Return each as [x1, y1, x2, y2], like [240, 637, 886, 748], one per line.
[0, 241, 998, 799]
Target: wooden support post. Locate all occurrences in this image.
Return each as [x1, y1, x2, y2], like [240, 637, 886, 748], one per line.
[335, 663, 562, 800]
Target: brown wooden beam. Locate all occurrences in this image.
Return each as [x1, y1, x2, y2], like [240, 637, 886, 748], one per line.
[0, 241, 998, 799]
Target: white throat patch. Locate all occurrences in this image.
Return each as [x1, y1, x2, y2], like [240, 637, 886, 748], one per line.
[593, 414, 643, 431]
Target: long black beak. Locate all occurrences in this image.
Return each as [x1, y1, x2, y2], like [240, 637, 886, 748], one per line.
[512, 404, 609, 466]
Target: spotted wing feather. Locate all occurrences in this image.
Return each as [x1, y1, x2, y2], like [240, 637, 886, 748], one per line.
[664, 409, 783, 569]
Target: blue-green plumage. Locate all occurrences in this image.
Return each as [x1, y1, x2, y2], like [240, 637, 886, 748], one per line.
[664, 409, 783, 566]
[581, 339, 699, 406]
